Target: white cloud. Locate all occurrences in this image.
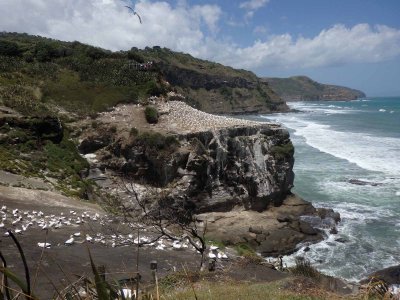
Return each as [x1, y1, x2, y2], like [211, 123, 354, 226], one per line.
[253, 25, 268, 34]
[239, 0, 270, 19]
[0, 0, 221, 54]
[0, 2, 400, 72]
[239, 0, 270, 11]
[218, 23, 400, 70]
[192, 4, 222, 34]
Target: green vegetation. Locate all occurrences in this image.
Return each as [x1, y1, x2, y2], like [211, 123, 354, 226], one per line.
[265, 76, 366, 101]
[206, 239, 226, 250]
[0, 119, 91, 197]
[135, 131, 179, 150]
[234, 243, 263, 262]
[144, 105, 159, 124]
[271, 142, 295, 159]
[0, 32, 159, 116]
[0, 32, 288, 116]
[289, 257, 321, 280]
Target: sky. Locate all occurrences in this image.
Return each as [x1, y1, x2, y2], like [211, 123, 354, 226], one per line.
[1, 0, 400, 96]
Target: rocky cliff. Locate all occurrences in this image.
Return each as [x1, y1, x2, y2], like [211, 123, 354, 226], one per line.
[77, 100, 339, 256]
[264, 76, 366, 101]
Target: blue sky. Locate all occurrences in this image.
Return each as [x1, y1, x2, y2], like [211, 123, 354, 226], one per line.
[1, 0, 400, 96]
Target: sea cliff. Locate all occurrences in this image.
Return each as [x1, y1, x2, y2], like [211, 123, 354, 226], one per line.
[78, 99, 339, 256]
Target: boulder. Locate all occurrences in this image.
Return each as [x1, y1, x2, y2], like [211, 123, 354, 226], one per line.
[361, 265, 400, 285]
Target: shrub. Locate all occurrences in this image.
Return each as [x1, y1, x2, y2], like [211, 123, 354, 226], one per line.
[165, 135, 179, 147]
[135, 132, 179, 151]
[271, 142, 294, 159]
[129, 127, 139, 136]
[0, 40, 21, 56]
[234, 243, 263, 263]
[144, 106, 159, 124]
[136, 132, 166, 149]
[290, 257, 321, 280]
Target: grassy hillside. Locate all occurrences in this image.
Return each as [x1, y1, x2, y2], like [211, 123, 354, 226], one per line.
[0, 32, 288, 199]
[0, 32, 287, 116]
[264, 76, 366, 101]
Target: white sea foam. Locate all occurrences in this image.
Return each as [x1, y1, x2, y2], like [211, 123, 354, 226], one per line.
[282, 201, 399, 281]
[379, 108, 386, 112]
[288, 121, 400, 176]
[265, 99, 400, 281]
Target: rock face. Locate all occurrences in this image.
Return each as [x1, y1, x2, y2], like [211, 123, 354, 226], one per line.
[197, 194, 326, 256]
[0, 106, 63, 144]
[361, 265, 400, 285]
[159, 62, 288, 114]
[78, 101, 338, 256]
[174, 126, 294, 212]
[83, 120, 294, 213]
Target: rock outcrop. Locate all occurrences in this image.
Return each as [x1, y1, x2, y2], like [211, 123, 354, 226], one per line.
[77, 101, 338, 256]
[0, 106, 63, 144]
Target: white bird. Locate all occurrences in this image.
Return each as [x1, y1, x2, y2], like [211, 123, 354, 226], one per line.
[65, 236, 74, 245]
[172, 242, 182, 250]
[12, 217, 22, 225]
[1, 205, 6, 211]
[208, 252, 216, 259]
[73, 232, 81, 237]
[217, 252, 228, 259]
[37, 242, 51, 248]
[210, 245, 219, 251]
[86, 234, 93, 243]
[0, 222, 4, 228]
[121, 288, 132, 299]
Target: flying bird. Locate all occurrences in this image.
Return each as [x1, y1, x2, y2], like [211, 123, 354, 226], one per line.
[125, 6, 142, 24]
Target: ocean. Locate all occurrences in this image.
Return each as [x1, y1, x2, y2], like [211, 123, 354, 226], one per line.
[250, 97, 400, 282]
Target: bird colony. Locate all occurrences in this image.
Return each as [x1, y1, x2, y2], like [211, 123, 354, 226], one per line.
[0, 205, 228, 260]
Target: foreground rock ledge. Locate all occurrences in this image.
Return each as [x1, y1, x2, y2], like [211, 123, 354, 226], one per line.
[78, 100, 338, 255]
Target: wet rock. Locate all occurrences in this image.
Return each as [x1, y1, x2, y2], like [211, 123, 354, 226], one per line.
[330, 227, 338, 234]
[299, 221, 318, 235]
[361, 265, 400, 285]
[316, 208, 341, 223]
[349, 179, 382, 187]
[335, 237, 349, 243]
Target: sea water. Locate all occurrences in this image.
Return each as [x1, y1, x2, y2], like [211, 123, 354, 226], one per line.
[249, 97, 400, 282]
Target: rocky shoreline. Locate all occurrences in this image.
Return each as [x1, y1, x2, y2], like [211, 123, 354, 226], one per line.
[77, 99, 341, 257]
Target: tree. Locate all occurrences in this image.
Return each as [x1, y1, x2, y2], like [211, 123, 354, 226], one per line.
[0, 40, 21, 56]
[115, 178, 208, 270]
[34, 41, 58, 62]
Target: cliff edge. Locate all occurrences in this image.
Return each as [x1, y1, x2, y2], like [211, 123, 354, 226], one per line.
[78, 99, 339, 256]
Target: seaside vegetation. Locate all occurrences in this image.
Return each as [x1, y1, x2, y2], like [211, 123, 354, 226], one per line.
[144, 105, 159, 124]
[0, 32, 282, 117]
[271, 142, 295, 159]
